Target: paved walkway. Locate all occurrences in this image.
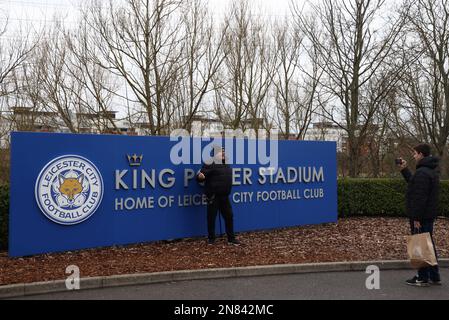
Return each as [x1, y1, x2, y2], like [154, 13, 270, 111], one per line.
[13, 268, 449, 300]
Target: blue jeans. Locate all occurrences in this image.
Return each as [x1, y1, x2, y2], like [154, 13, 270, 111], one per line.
[410, 219, 440, 281]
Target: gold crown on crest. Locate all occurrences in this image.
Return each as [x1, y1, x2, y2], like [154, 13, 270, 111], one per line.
[127, 154, 143, 167]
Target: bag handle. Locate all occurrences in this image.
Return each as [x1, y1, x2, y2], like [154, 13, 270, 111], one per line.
[414, 225, 422, 234]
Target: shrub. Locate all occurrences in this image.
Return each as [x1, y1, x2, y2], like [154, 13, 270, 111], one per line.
[338, 179, 449, 218]
[0, 185, 9, 250]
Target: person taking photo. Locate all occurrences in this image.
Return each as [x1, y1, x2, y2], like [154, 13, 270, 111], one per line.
[397, 143, 441, 287]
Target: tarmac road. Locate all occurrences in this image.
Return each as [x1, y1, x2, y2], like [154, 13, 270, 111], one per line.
[12, 268, 449, 300]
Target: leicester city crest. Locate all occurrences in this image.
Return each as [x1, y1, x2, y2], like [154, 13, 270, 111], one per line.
[35, 155, 104, 225]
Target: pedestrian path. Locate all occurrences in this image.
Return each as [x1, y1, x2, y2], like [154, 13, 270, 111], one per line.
[13, 269, 449, 300]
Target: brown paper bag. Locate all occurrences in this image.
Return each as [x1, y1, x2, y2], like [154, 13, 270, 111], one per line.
[407, 232, 438, 269]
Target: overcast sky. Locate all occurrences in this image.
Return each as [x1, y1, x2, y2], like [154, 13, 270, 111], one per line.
[1, 0, 294, 34]
[1, 0, 401, 38]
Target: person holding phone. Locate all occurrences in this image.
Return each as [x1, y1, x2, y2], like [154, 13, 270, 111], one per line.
[197, 146, 241, 246]
[397, 143, 441, 286]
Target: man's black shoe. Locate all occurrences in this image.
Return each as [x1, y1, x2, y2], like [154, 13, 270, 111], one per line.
[207, 239, 216, 245]
[228, 239, 241, 246]
[406, 276, 429, 287]
[429, 279, 442, 286]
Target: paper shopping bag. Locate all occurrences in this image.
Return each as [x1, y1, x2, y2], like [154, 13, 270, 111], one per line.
[406, 232, 438, 269]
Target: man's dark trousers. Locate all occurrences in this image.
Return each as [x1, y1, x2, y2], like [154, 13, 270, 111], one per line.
[207, 195, 235, 241]
[410, 218, 440, 281]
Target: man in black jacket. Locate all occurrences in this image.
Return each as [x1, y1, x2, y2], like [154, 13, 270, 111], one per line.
[398, 143, 441, 286]
[197, 147, 240, 246]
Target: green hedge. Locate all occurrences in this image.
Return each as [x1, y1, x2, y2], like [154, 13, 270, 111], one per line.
[0, 180, 449, 251]
[338, 179, 449, 217]
[0, 185, 8, 250]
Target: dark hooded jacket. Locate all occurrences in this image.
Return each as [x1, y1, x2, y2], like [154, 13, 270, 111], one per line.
[401, 156, 440, 220]
[197, 160, 233, 197]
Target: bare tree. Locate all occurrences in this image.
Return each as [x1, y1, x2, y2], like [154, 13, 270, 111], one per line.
[4, 76, 45, 132]
[0, 16, 35, 98]
[64, 20, 121, 134]
[293, 0, 407, 177]
[270, 18, 324, 140]
[395, 0, 449, 176]
[32, 23, 82, 133]
[173, 0, 228, 131]
[83, 0, 185, 135]
[214, 1, 275, 133]
[366, 82, 399, 177]
[1, 13, 37, 136]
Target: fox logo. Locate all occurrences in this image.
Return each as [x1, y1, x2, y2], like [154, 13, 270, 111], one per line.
[36, 155, 103, 225]
[55, 172, 87, 208]
[59, 175, 84, 200]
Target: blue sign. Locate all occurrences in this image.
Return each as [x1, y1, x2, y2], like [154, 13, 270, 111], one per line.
[9, 132, 337, 257]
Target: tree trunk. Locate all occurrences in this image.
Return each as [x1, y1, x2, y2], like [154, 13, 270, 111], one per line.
[348, 140, 360, 178]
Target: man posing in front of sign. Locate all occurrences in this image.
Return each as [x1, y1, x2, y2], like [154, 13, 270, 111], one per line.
[397, 143, 441, 287]
[197, 146, 241, 246]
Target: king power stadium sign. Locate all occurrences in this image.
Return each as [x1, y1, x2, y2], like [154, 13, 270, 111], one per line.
[9, 132, 337, 257]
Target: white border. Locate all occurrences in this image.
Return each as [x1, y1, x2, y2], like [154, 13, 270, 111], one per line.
[34, 155, 104, 226]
